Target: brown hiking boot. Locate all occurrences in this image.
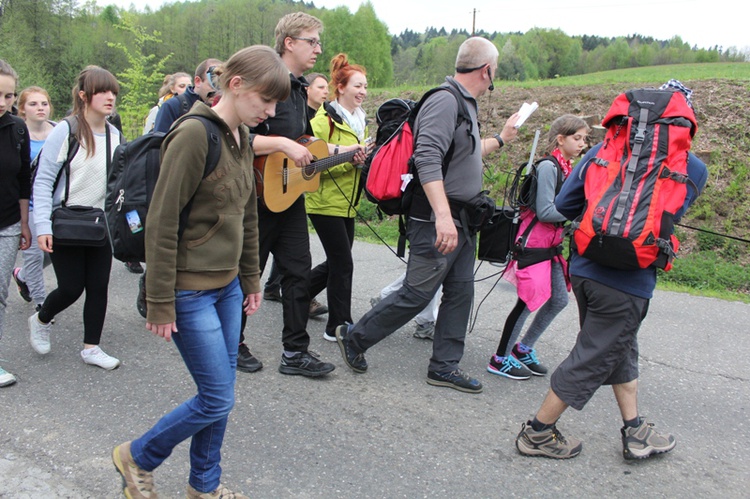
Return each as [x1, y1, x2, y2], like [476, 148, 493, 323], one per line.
[186, 483, 248, 498]
[515, 421, 582, 459]
[112, 441, 158, 498]
[621, 419, 676, 459]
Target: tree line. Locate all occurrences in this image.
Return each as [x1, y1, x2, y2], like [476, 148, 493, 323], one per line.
[1, 0, 745, 138]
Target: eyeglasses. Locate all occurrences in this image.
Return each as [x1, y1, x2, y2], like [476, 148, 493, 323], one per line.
[291, 36, 322, 48]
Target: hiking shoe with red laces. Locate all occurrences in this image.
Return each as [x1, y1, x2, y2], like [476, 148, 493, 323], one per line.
[516, 421, 582, 459]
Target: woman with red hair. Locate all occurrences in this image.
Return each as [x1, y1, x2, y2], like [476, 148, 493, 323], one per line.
[306, 53, 368, 343]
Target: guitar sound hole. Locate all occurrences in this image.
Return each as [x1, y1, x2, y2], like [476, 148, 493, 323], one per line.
[302, 161, 316, 179]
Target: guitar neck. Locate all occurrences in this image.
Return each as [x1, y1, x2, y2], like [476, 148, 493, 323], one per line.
[312, 149, 358, 174]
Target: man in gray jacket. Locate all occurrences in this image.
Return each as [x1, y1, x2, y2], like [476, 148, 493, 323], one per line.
[336, 37, 518, 393]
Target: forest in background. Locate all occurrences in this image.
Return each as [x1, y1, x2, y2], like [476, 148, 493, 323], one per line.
[2, 0, 747, 138]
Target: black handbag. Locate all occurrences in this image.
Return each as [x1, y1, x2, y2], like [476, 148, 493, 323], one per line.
[52, 205, 107, 246]
[51, 126, 110, 247]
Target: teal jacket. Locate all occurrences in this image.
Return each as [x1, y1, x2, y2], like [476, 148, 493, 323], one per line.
[306, 102, 368, 218]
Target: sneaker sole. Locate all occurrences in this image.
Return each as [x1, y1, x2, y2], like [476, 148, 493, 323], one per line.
[486, 365, 530, 380]
[322, 332, 337, 342]
[83, 359, 121, 370]
[515, 437, 582, 459]
[13, 268, 32, 303]
[426, 377, 483, 394]
[237, 363, 263, 373]
[28, 315, 50, 355]
[335, 326, 367, 373]
[278, 365, 335, 377]
[623, 441, 676, 459]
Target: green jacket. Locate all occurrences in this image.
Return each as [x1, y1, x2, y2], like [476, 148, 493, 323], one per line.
[306, 102, 368, 218]
[145, 102, 260, 324]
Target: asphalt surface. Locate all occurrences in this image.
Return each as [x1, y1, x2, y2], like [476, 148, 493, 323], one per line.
[1, 238, 748, 498]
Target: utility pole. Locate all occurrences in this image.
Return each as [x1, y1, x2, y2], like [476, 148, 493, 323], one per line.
[471, 8, 477, 36]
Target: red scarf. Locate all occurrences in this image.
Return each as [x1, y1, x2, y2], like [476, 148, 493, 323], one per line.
[551, 148, 572, 179]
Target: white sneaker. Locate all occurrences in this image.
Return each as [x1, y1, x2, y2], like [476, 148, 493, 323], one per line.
[81, 346, 121, 370]
[0, 365, 17, 387]
[29, 312, 52, 354]
[322, 331, 337, 342]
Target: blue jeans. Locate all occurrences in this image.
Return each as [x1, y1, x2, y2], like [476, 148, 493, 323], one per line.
[131, 277, 242, 493]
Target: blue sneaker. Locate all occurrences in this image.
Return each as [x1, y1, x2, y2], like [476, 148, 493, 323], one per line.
[512, 343, 548, 376]
[487, 355, 531, 380]
[426, 368, 483, 393]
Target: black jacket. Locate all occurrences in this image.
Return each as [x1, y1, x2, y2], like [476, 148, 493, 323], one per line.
[0, 112, 31, 229]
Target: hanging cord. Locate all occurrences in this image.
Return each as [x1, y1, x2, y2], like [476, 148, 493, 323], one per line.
[676, 223, 750, 245]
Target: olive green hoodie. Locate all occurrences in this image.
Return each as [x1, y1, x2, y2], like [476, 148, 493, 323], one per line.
[145, 102, 260, 324]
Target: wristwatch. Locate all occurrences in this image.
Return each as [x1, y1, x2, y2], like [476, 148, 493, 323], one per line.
[493, 133, 504, 148]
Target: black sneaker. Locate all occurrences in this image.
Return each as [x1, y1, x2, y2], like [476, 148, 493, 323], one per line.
[237, 343, 263, 373]
[335, 324, 367, 373]
[12, 268, 32, 303]
[125, 261, 144, 274]
[279, 351, 335, 377]
[512, 343, 548, 376]
[309, 298, 328, 318]
[263, 287, 282, 302]
[621, 419, 676, 459]
[426, 368, 483, 393]
[136, 273, 147, 319]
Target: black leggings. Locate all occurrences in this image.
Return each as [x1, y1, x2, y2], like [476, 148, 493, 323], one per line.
[39, 243, 112, 345]
[308, 214, 355, 335]
[495, 297, 527, 357]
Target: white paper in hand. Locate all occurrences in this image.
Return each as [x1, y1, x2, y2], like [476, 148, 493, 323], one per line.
[514, 101, 539, 128]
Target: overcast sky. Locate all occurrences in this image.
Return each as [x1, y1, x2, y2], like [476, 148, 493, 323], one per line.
[109, 0, 748, 52]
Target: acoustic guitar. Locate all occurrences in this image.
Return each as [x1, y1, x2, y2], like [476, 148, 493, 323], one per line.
[254, 135, 359, 213]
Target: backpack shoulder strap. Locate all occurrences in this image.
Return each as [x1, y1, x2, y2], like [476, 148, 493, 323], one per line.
[537, 155, 564, 195]
[174, 115, 222, 239]
[10, 116, 26, 151]
[176, 92, 191, 117]
[57, 116, 81, 204]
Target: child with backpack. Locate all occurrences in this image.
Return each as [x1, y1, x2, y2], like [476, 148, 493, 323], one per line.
[112, 45, 290, 498]
[488, 115, 589, 380]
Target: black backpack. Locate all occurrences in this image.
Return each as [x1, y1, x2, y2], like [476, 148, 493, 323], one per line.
[477, 156, 563, 266]
[105, 114, 221, 263]
[362, 82, 473, 256]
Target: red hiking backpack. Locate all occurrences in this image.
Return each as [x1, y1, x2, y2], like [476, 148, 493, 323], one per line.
[572, 88, 697, 271]
[362, 82, 472, 256]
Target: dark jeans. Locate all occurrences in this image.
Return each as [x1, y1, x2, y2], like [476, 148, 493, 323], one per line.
[40, 243, 112, 345]
[308, 214, 355, 335]
[240, 197, 312, 352]
[349, 220, 476, 372]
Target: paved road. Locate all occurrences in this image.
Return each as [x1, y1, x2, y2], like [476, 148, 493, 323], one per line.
[1, 239, 748, 498]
